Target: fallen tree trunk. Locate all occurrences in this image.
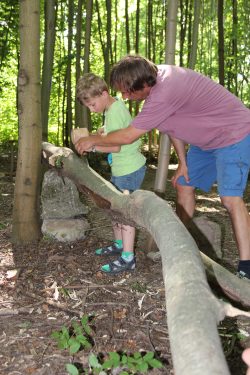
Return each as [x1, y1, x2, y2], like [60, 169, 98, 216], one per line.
[42, 142, 250, 375]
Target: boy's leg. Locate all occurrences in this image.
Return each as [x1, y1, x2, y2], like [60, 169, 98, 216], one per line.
[95, 222, 123, 256]
[120, 224, 135, 261]
[101, 224, 136, 274]
[113, 222, 123, 243]
[100, 167, 146, 274]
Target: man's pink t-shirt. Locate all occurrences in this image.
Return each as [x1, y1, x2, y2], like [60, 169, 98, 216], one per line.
[131, 65, 250, 150]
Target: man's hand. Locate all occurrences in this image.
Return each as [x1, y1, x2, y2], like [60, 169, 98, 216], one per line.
[171, 163, 190, 188]
[74, 136, 96, 155]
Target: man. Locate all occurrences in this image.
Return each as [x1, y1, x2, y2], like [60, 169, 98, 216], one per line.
[75, 54, 250, 279]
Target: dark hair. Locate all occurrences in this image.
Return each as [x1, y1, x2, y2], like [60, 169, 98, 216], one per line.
[110, 55, 158, 92]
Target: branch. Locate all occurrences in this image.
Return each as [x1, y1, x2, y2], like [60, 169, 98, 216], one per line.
[42, 143, 249, 375]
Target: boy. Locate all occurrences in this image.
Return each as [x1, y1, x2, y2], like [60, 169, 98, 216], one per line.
[75, 73, 146, 275]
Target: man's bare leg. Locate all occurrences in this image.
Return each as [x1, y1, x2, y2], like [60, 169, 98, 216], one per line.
[176, 184, 196, 226]
[220, 196, 250, 260]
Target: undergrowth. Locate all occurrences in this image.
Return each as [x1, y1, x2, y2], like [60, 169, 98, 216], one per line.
[51, 314, 163, 374]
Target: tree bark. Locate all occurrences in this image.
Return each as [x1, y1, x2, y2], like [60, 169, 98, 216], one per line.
[154, 0, 178, 194]
[41, 0, 57, 141]
[217, 0, 225, 86]
[188, 0, 201, 69]
[42, 142, 250, 375]
[12, 0, 42, 244]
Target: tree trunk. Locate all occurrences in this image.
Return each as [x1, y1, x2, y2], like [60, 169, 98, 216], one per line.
[12, 0, 42, 244]
[188, 0, 201, 69]
[231, 0, 238, 96]
[125, 0, 130, 53]
[154, 0, 178, 194]
[42, 142, 250, 375]
[82, 0, 93, 131]
[75, 0, 84, 129]
[135, 0, 140, 53]
[41, 0, 57, 141]
[217, 0, 225, 86]
[65, 0, 74, 147]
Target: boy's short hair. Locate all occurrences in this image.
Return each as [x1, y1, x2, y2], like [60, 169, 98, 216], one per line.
[76, 73, 108, 102]
[110, 54, 158, 92]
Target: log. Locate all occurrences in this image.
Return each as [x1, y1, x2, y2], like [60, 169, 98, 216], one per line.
[42, 143, 250, 375]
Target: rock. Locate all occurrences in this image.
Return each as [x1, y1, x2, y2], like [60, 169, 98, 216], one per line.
[41, 170, 88, 220]
[42, 218, 90, 242]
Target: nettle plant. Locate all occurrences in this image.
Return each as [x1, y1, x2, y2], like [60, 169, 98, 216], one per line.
[51, 315, 163, 374]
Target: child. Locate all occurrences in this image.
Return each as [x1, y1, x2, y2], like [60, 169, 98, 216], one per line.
[75, 73, 146, 275]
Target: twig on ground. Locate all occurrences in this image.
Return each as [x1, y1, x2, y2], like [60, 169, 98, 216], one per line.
[23, 291, 83, 317]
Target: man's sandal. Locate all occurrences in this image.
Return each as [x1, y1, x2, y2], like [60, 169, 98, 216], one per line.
[95, 243, 123, 256]
[101, 256, 135, 274]
[236, 271, 250, 280]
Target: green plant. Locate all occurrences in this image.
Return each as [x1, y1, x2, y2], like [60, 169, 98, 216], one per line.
[0, 222, 8, 230]
[130, 281, 148, 293]
[51, 315, 93, 355]
[51, 316, 163, 374]
[87, 351, 163, 374]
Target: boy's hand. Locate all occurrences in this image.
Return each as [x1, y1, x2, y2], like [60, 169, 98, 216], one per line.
[75, 136, 96, 155]
[97, 126, 105, 135]
[71, 128, 89, 145]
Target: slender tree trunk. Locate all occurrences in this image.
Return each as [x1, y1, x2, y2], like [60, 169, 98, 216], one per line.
[217, 0, 225, 86]
[41, 0, 57, 141]
[188, 0, 201, 69]
[135, 0, 140, 53]
[232, 0, 238, 95]
[75, 0, 84, 129]
[179, 0, 189, 67]
[105, 0, 112, 80]
[65, 0, 74, 146]
[125, 0, 130, 53]
[147, 0, 152, 59]
[12, 0, 42, 244]
[82, 0, 93, 131]
[154, 0, 178, 194]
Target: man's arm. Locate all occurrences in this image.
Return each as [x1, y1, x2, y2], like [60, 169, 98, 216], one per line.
[74, 125, 147, 155]
[170, 136, 190, 187]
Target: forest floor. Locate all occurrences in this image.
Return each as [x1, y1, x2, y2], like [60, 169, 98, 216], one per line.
[0, 145, 250, 375]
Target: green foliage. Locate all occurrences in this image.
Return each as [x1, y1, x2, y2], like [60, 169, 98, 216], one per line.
[130, 281, 148, 293]
[51, 315, 163, 374]
[1, 0, 250, 144]
[51, 315, 93, 355]
[65, 351, 163, 375]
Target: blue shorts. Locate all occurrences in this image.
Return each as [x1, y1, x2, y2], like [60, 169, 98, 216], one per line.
[177, 134, 250, 197]
[111, 165, 146, 193]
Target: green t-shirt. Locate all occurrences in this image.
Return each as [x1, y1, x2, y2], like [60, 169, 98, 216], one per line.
[104, 99, 146, 177]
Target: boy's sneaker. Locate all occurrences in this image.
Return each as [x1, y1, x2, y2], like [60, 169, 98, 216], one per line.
[236, 270, 250, 280]
[101, 256, 135, 275]
[95, 243, 123, 256]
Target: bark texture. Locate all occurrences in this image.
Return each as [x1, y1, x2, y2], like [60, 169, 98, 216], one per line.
[12, 0, 42, 244]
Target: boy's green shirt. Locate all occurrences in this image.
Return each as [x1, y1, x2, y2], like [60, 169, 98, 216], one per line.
[104, 98, 146, 177]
